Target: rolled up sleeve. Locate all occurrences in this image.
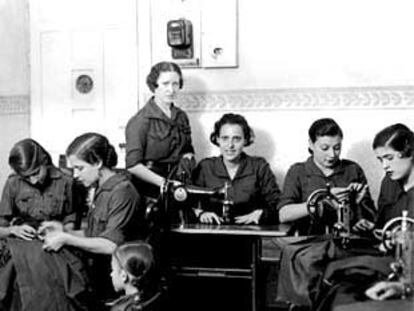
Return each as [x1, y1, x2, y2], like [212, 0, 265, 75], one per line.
[125, 116, 149, 169]
[98, 188, 139, 245]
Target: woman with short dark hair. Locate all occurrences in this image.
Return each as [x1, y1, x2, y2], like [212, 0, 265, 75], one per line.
[125, 61, 195, 202]
[278, 118, 376, 235]
[373, 123, 414, 227]
[193, 113, 280, 225]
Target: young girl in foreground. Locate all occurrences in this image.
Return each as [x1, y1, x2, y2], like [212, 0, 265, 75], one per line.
[109, 242, 162, 311]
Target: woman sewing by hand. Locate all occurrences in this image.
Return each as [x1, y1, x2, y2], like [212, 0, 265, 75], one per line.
[40, 133, 146, 302]
[278, 118, 376, 235]
[0, 138, 76, 240]
[192, 113, 281, 225]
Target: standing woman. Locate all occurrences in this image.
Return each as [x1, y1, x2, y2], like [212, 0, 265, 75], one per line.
[278, 118, 376, 235]
[192, 113, 281, 225]
[125, 61, 195, 201]
[0, 138, 76, 238]
[41, 133, 146, 302]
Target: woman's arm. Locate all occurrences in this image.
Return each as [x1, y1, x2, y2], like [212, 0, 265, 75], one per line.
[278, 164, 308, 223]
[43, 230, 116, 254]
[128, 164, 165, 187]
[279, 202, 308, 223]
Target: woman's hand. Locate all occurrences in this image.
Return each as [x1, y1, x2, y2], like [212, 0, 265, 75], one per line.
[352, 218, 375, 233]
[199, 212, 221, 224]
[365, 281, 404, 300]
[330, 187, 350, 204]
[42, 231, 69, 252]
[10, 224, 37, 240]
[348, 182, 368, 204]
[234, 209, 263, 225]
[38, 220, 64, 236]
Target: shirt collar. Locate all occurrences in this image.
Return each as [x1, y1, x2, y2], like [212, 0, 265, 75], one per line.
[304, 156, 346, 177]
[146, 97, 178, 121]
[96, 172, 129, 195]
[214, 153, 254, 179]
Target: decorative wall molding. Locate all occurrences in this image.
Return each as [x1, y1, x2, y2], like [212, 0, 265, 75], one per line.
[177, 86, 414, 112]
[0, 95, 29, 115]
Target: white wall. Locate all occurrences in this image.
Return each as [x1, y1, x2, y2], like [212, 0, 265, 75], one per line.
[142, 0, 414, 203]
[0, 0, 30, 190]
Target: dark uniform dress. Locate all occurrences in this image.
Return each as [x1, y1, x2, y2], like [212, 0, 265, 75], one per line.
[376, 176, 414, 228]
[0, 165, 76, 227]
[192, 153, 281, 224]
[125, 97, 194, 198]
[278, 157, 376, 235]
[0, 166, 89, 311]
[86, 173, 146, 302]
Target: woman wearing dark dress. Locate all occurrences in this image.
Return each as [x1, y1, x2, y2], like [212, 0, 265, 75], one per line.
[278, 118, 376, 235]
[192, 113, 281, 225]
[125, 61, 195, 200]
[41, 133, 146, 305]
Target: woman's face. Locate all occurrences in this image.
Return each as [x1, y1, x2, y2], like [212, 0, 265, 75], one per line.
[24, 165, 47, 186]
[154, 71, 181, 105]
[110, 256, 124, 292]
[309, 135, 342, 169]
[375, 146, 414, 181]
[68, 155, 100, 187]
[217, 123, 246, 163]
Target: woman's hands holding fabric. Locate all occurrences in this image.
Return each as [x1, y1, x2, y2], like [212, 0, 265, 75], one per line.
[234, 209, 263, 225]
[352, 218, 375, 233]
[10, 224, 37, 240]
[38, 220, 64, 236]
[42, 231, 68, 252]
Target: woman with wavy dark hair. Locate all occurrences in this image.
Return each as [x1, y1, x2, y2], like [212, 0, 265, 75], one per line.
[192, 113, 281, 225]
[41, 132, 146, 303]
[125, 61, 195, 202]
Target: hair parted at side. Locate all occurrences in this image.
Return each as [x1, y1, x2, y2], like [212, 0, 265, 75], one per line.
[113, 242, 155, 290]
[210, 113, 255, 147]
[146, 61, 183, 93]
[9, 138, 52, 176]
[66, 132, 118, 168]
[372, 123, 414, 158]
[308, 118, 343, 143]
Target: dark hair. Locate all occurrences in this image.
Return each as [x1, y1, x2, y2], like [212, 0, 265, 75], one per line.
[210, 113, 255, 147]
[113, 242, 155, 290]
[146, 61, 183, 92]
[66, 133, 118, 168]
[372, 123, 414, 158]
[9, 138, 52, 176]
[308, 118, 343, 143]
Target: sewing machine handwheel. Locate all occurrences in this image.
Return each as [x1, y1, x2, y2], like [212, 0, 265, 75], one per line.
[381, 216, 414, 251]
[307, 189, 332, 220]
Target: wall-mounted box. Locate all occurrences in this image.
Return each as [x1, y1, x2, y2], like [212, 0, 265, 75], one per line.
[150, 0, 238, 68]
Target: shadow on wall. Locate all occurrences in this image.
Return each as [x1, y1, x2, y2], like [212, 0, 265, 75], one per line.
[347, 139, 383, 206]
[248, 127, 285, 186]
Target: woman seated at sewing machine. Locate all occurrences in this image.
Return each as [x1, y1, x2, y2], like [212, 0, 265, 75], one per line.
[310, 123, 414, 311]
[278, 118, 376, 235]
[192, 113, 281, 225]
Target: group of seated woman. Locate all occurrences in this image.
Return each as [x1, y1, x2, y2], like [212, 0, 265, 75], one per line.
[0, 60, 413, 310]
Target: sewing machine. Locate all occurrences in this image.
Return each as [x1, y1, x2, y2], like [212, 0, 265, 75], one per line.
[378, 210, 414, 298]
[306, 184, 351, 240]
[160, 180, 234, 224]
